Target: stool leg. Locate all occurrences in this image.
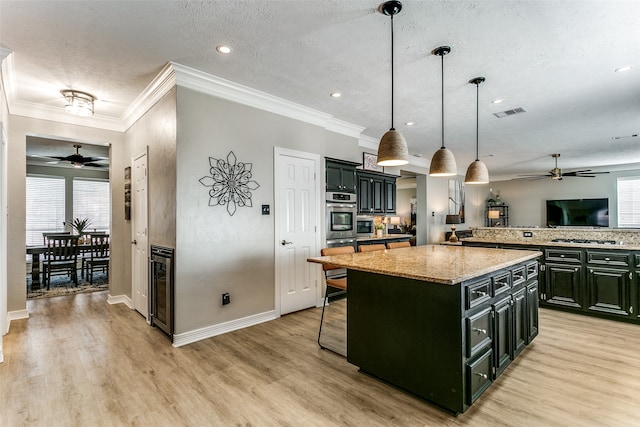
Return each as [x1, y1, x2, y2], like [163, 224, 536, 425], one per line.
[317, 283, 330, 349]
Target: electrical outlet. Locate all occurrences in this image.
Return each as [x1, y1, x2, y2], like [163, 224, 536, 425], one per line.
[523, 231, 533, 238]
[222, 293, 230, 305]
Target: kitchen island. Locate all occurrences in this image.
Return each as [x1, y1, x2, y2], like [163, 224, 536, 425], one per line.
[308, 245, 542, 415]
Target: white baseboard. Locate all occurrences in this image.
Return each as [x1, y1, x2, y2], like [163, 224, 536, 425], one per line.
[107, 294, 133, 308]
[172, 310, 277, 347]
[6, 309, 29, 333]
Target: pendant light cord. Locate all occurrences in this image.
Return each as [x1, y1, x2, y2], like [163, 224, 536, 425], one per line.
[440, 52, 445, 149]
[390, 13, 395, 131]
[475, 82, 480, 161]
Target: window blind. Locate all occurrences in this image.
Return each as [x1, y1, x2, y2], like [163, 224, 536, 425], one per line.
[26, 176, 65, 246]
[617, 176, 640, 228]
[73, 178, 111, 233]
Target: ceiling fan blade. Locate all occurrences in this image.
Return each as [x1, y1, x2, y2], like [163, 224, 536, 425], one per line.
[83, 162, 108, 168]
[82, 156, 109, 162]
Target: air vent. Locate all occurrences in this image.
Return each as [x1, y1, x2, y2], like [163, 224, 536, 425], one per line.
[493, 107, 527, 118]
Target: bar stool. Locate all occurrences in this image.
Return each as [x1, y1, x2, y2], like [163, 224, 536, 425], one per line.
[358, 244, 386, 252]
[387, 241, 411, 249]
[318, 245, 354, 353]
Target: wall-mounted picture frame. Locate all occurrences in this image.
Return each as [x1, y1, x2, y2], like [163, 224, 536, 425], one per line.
[124, 166, 131, 221]
[363, 152, 384, 172]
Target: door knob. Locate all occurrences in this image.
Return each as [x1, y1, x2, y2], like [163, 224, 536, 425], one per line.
[131, 240, 137, 245]
[281, 240, 293, 246]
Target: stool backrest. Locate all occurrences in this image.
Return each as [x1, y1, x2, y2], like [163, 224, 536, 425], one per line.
[359, 244, 386, 252]
[387, 241, 410, 249]
[320, 246, 355, 271]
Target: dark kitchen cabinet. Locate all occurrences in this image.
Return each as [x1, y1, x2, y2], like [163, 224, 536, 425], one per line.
[545, 262, 584, 309]
[357, 170, 397, 214]
[586, 266, 632, 317]
[512, 287, 527, 357]
[326, 158, 359, 193]
[526, 282, 539, 343]
[492, 296, 512, 377]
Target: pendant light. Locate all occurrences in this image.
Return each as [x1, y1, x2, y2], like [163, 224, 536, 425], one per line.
[429, 46, 457, 176]
[376, 1, 409, 167]
[464, 77, 490, 184]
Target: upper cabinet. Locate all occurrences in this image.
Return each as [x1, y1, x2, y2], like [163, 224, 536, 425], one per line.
[326, 158, 359, 193]
[357, 170, 397, 215]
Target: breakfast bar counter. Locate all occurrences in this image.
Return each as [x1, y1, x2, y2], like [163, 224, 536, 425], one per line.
[308, 245, 542, 415]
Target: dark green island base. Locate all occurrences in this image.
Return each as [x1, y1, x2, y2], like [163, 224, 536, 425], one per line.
[346, 261, 540, 415]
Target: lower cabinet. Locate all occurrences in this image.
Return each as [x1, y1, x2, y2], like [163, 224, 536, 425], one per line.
[545, 262, 584, 309]
[526, 282, 540, 342]
[586, 266, 632, 317]
[492, 296, 512, 377]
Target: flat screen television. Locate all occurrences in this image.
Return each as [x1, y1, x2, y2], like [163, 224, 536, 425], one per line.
[546, 198, 609, 227]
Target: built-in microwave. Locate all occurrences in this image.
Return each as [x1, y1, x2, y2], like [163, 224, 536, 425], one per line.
[356, 217, 375, 237]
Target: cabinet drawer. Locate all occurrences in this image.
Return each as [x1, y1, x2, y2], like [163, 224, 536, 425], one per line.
[466, 279, 492, 310]
[511, 266, 526, 287]
[587, 251, 630, 267]
[493, 271, 512, 296]
[526, 261, 538, 280]
[466, 307, 492, 358]
[545, 248, 582, 263]
[466, 348, 493, 405]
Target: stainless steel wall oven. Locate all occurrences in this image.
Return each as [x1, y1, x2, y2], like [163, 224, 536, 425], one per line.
[326, 192, 357, 242]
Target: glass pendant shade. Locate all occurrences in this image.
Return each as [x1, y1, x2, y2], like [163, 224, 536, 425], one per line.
[429, 147, 457, 176]
[465, 159, 489, 184]
[378, 129, 409, 166]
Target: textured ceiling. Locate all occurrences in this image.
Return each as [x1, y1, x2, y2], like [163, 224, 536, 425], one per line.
[1, 0, 639, 180]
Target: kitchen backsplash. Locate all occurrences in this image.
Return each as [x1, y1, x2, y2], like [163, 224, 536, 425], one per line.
[471, 227, 640, 246]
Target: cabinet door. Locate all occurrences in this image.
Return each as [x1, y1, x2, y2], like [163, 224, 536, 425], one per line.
[512, 288, 527, 358]
[341, 167, 357, 193]
[357, 175, 373, 214]
[371, 176, 385, 213]
[326, 163, 343, 191]
[492, 296, 512, 378]
[586, 266, 631, 317]
[384, 178, 396, 213]
[526, 282, 539, 343]
[545, 263, 583, 309]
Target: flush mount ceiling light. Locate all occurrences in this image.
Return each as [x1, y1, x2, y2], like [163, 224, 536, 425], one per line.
[60, 89, 95, 117]
[376, 0, 409, 167]
[429, 46, 457, 176]
[465, 77, 490, 184]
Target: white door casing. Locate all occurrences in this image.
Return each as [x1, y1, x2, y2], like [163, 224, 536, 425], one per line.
[274, 148, 321, 315]
[132, 149, 149, 319]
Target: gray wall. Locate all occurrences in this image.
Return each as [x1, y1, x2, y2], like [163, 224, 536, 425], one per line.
[5, 115, 124, 312]
[488, 171, 640, 228]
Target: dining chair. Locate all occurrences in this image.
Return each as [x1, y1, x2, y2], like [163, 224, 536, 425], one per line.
[42, 235, 79, 289]
[318, 245, 354, 353]
[42, 231, 71, 245]
[83, 234, 110, 285]
[387, 241, 411, 249]
[358, 244, 387, 252]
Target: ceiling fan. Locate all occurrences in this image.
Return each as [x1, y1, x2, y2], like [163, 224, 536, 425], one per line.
[49, 144, 109, 168]
[518, 153, 610, 180]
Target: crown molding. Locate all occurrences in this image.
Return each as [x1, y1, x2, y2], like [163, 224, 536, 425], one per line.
[170, 62, 364, 138]
[121, 62, 176, 132]
[1, 52, 18, 109]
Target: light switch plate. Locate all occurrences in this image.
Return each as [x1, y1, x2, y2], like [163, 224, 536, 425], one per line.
[262, 205, 270, 215]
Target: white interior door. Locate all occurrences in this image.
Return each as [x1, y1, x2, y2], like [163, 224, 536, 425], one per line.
[132, 150, 149, 319]
[275, 148, 320, 315]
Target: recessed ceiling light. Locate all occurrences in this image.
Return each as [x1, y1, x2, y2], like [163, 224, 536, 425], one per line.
[330, 92, 341, 98]
[405, 121, 415, 126]
[615, 65, 632, 73]
[492, 99, 503, 104]
[216, 45, 232, 54]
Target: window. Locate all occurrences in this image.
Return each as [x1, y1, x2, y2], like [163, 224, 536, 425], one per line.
[73, 178, 111, 232]
[617, 176, 640, 228]
[26, 176, 65, 246]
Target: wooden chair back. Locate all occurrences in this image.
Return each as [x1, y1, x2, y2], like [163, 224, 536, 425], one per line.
[359, 244, 386, 252]
[320, 246, 355, 271]
[89, 234, 110, 260]
[43, 231, 71, 245]
[387, 241, 411, 249]
[46, 235, 79, 262]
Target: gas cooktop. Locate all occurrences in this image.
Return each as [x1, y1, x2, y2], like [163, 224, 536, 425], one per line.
[550, 238, 617, 245]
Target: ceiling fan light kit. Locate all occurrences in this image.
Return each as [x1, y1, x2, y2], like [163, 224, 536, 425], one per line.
[376, 0, 409, 167]
[60, 89, 95, 117]
[429, 46, 457, 177]
[465, 77, 490, 184]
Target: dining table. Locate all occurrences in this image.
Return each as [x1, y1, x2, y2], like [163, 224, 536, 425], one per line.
[26, 243, 90, 290]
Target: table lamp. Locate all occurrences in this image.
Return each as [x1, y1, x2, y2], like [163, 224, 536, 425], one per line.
[446, 214, 461, 242]
[488, 209, 500, 226]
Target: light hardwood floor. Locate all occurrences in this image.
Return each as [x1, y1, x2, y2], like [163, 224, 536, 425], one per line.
[2, 291, 640, 426]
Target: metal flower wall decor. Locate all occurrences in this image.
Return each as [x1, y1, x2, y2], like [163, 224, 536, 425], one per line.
[199, 151, 260, 216]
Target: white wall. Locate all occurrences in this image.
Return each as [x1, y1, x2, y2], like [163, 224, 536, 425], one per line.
[489, 171, 640, 228]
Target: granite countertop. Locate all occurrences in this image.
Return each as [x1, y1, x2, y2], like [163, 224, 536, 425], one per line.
[462, 237, 640, 251]
[357, 234, 413, 242]
[308, 244, 541, 285]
